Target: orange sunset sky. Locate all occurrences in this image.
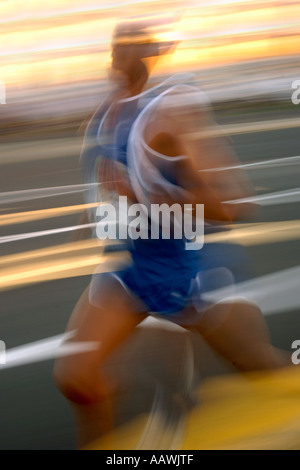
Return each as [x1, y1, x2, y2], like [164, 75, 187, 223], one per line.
[1, 0, 299, 88]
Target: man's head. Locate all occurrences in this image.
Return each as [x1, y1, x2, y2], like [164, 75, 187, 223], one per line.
[111, 23, 155, 74]
[111, 17, 177, 76]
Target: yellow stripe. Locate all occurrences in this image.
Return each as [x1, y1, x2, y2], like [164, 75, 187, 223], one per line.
[204, 220, 300, 246]
[0, 250, 131, 292]
[0, 202, 99, 226]
[0, 237, 127, 291]
[0, 239, 102, 267]
[83, 368, 300, 450]
[182, 368, 300, 450]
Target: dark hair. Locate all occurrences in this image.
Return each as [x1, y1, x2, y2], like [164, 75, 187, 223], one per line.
[112, 19, 175, 58]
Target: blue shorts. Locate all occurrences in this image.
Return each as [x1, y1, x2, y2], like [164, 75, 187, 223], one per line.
[89, 241, 254, 323]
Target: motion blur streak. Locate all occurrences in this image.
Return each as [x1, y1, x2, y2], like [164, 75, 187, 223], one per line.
[203, 155, 300, 172]
[202, 266, 300, 315]
[185, 118, 300, 140]
[0, 184, 98, 205]
[229, 188, 300, 205]
[205, 219, 300, 245]
[0, 332, 99, 370]
[0, 223, 97, 244]
[0, 202, 99, 226]
[0, 239, 101, 265]
[0, 251, 131, 292]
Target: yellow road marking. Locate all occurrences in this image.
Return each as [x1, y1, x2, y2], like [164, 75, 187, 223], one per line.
[0, 239, 102, 266]
[82, 368, 300, 450]
[205, 219, 300, 246]
[182, 368, 300, 450]
[0, 202, 99, 226]
[0, 250, 131, 291]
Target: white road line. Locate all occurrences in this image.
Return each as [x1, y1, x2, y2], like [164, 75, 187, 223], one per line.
[186, 117, 300, 140]
[0, 183, 98, 205]
[228, 187, 300, 205]
[202, 265, 300, 316]
[201, 155, 300, 172]
[0, 222, 97, 244]
[0, 332, 99, 370]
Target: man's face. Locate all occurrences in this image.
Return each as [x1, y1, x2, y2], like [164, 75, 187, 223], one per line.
[111, 42, 141, 74]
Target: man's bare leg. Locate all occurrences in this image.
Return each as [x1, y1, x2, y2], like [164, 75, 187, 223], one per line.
[187, 300, 290, 372]
[53, 277, 147, 448]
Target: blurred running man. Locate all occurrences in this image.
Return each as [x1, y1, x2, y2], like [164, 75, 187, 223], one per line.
[54, 17, 289, 448]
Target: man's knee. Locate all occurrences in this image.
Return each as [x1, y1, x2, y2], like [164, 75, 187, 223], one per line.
[53, 358, 108, 405]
